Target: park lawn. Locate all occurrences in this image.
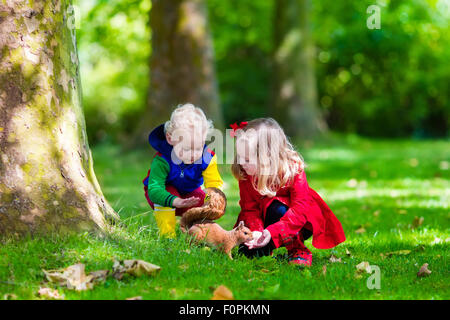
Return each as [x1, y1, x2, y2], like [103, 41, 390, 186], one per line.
[1, 134, 449, 300]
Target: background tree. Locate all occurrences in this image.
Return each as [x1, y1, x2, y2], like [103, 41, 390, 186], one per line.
[272, 0, 326, 138]
[0, 0, 118, 235]
[134, 0, 224, 145]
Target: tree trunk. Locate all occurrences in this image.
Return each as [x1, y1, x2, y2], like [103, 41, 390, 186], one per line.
[134, 0, 223, 146]
[272, 0, 326, 138]
[0, 0, 118, 235]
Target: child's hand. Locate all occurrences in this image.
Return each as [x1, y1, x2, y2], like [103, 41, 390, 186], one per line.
[244, 231, 262, 247]
[173, 197, 200, 208]
[245, 229, 271, 249]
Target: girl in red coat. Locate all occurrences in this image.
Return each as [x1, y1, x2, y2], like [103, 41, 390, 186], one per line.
[231, 118, 346, 266]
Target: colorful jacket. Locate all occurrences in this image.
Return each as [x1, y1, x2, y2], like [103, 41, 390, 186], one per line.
[143, 124, 223, 207]
[234, 171, 346, 250]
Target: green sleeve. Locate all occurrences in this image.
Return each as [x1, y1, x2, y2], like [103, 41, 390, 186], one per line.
[147, 156, 178, 207]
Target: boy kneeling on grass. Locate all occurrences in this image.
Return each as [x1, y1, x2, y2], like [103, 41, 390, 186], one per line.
[143, 104, 223, 238]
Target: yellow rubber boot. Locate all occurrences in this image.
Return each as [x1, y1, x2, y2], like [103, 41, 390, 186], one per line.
[153, 205, 176, 238]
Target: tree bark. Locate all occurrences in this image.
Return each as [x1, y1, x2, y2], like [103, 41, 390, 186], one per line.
[272, 0, 326, 138]
[134, 0, 223, 146]
[0, 0, 118, 235]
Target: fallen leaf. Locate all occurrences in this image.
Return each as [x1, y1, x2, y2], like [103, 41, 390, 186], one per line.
[412, 216, 424, 229]
[260, 269, 270, 273]
[112, 259, 161, 279]
[126, 296, 143, 300]
[329, 255, 342, 263]
[355, 261, 371, 274]
[414, 244, 426, 252]
[123, 260, 161, 277]
[169, 288, 178, 297]
[355, 227, 366, 234]
[373, 210, 380, 217]
[43, 263, 94, 291]
[112, 260, 127, 280]
[3, 294, 17, 300]
[211, 285, 234, 300]
[417, 263, 432, 277]
[89, 270, 109, 283]
[38, 287, 64, 300]
[345, 248, 352, 257]
[322, 265, 327, 276]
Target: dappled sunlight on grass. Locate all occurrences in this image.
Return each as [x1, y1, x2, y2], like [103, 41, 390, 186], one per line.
[1, 137, 448, 299]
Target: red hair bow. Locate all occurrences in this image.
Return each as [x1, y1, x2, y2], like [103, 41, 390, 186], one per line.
[229, 121, 248, 138]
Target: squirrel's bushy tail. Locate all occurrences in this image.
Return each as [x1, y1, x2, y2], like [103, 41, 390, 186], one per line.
[180, 188, 227, 231]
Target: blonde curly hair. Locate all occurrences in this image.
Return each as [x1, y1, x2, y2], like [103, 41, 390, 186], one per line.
[231, 118, 304, 197]
[164, 103, 213, 141]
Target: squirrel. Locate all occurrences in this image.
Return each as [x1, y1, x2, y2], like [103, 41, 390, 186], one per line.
[180, 187, 253, 259]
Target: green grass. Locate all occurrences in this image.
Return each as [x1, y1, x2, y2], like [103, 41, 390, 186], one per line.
[1, 134, 449, 299]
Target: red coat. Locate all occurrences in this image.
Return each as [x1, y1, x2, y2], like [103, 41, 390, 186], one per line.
[234, 171, 346, 249]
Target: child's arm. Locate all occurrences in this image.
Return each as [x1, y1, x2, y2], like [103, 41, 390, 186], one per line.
[236, 179, 264, 232]
[147, 156, 178, 207]
[202, 154, 224, 190]
[265, 171, 310, 248]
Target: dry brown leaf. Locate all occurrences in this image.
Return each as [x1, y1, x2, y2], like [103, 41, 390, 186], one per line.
[355, 227, 366, 234]
[113, 259, 161, 279]
[170, 288, 178, 297]
[417, 263, 432, 277]
[112, 260, 127, 280]
[89, 270, 109, 283]
[211, 285, 234, 300]
[412, 216, 424, 229]
[43, 263, 94, 291]
[329, 255, 342, 263]
[38, 287, 64, 300]
[3, 293, 18, 300]
[123, 260, 161, 277]
[322, 265, 327, 276]
[355, 261, 371, 274]
[345, 248, 352, 257]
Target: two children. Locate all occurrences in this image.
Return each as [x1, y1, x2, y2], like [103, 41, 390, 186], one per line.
[143, 104, 345, 266]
